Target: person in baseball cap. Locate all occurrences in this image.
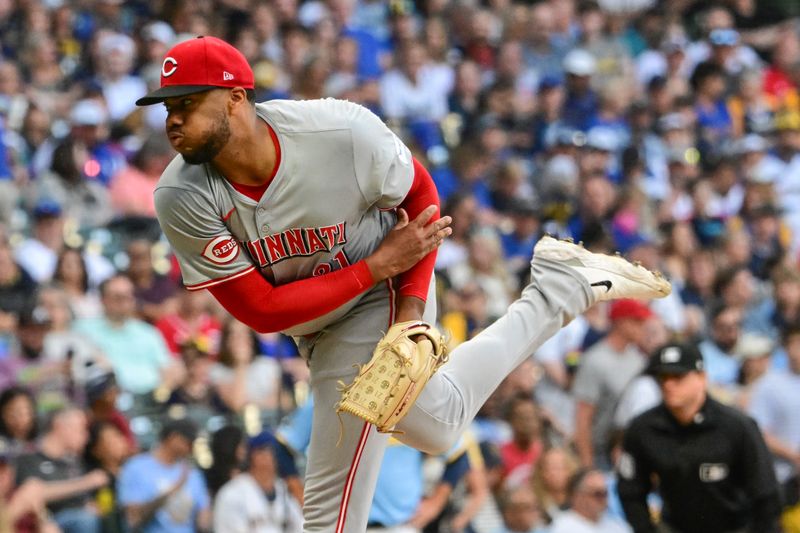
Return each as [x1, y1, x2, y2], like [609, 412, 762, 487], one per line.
[159, 417, 198, 444]
[647, 341, 705, 376]
[135, 36, 255, 106]
[608, 299, 654, 322]
[247, 430, 278, 456]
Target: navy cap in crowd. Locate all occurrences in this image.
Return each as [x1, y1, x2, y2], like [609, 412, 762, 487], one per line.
[248, 430, 278, 453]
[33, 200, 63, 220]
[85, 368, 118, 403]
[160, 418, 199, 442]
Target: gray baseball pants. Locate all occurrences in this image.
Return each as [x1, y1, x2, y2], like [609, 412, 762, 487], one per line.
[298, 257, 593, 532]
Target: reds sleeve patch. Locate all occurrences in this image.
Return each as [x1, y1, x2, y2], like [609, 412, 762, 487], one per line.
[202, 236, 240, 264]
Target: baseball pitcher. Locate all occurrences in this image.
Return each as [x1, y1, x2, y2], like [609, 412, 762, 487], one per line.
[136, 36, 671, 532]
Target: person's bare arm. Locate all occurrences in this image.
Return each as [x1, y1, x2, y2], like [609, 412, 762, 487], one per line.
[542, 360, 569, 389]
[450, 466, 489, 532]
[214, 358, 250, 413]
[195, 506, 212, 532]
[285, 476, 304, 506]
[575, 400, 597, 468]
[762, 431, 800, 468]
[38, 470, 108, 503]
[409, 483, 453, 529]
[125, 466, 189, 530]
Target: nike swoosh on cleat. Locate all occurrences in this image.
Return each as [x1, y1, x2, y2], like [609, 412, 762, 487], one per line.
[590, 280, 613, 292]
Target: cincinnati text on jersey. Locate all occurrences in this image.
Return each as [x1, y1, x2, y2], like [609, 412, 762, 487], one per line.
[243, 222, 347, 267]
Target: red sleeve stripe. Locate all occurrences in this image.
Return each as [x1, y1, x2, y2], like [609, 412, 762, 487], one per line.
[184, 266, 257, 291]
[222, 207, 235, 221]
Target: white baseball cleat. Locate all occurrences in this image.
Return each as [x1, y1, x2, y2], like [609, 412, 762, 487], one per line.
[534, 235, 672, 301]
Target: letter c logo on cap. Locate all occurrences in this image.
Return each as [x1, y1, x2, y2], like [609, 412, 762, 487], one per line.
[161, 57, 178, 77]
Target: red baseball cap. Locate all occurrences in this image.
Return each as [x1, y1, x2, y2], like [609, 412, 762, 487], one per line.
[136, 36, 255, 106]
[609, 299, 654, 322]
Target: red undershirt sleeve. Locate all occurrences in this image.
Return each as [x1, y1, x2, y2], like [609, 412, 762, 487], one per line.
[207, 157, 437, 331]
[395, 157, 440, 301]
[208, 261, 374, 333]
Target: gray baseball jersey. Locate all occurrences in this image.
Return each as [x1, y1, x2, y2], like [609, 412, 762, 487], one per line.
[154, 98, 414, 336]
[154, 98, 595, 532]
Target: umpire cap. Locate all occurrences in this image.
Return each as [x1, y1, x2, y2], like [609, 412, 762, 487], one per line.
[647, 342, 705, 376]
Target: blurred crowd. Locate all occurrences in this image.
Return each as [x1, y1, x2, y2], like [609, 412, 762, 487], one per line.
[2, 0, 800, 531]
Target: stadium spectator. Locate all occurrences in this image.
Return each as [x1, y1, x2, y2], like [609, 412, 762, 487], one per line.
[549, 468, 631, 533]
[14, 200, 115, 287]
[499, 199, 541, 282]
[493, 485, 547, 533]
[734, 333, 774, 409]
[613, 357, 662, 433]
[533, 302, 610, 441]
[562, 49, 599, 132]
[440, 281, 493, 343]
[0, 452, 61, 533]
[25, 131, 113, 230]
[203, 425, 246, 498]
[84, 368, 135, 452]
[52, 247, 103, 319]
[109, 135, 174, 218]
[0, 303, 73, 406]
[37, 284, 105, 386]
[700, 303, 744, 391]
[531, 446, 579, 525]
[769, 267, 800, 336]
[692, 61, 733, 150]
[92, 32, 146, 123]
[165, 342, 218, 414]
[573, 299, 651, 469]
[448, 229, 516, 320]
[381, 40, 452, 130]
[0, 386, 37, 457]
[84, 420, 130, 533]
[524, 3, 562, 81]
[214, 430, 303, 533]
[155, 285, 220, 357]
[73, 274, 178, 396]
[117, 418, 210, 533]
[0, 235, 37, 334]
[210, 318, 283, 414]
[15, 406, 109, 533]
[749, 326, 800, 522]
[61, 98, 126, 188]
[125, 239, 179, 324]
[499, 394, 544, 486]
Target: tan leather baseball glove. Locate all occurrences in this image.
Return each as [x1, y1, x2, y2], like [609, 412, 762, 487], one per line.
[336, 320, 448, 433]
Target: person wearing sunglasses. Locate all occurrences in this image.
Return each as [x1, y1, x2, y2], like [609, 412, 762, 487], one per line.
[549, 468, 630, 533]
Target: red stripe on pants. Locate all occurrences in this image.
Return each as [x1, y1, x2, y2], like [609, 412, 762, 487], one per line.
[335, 421, 371, 532]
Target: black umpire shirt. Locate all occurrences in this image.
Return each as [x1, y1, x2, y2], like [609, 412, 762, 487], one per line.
[617, 397, 782, 533]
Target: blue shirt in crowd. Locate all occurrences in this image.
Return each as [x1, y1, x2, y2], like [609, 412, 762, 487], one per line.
[117, 455, 209, 533]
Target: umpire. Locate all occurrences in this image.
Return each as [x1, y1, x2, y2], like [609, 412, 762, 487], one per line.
[617, 341, 781, 533]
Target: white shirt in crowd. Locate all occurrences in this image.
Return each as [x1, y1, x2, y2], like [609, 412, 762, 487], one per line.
[549, 510, 632, 533]
[213, 473, 303, 533]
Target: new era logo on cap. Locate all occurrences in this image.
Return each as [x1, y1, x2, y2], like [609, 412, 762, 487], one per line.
[136, 36, 255, 106]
